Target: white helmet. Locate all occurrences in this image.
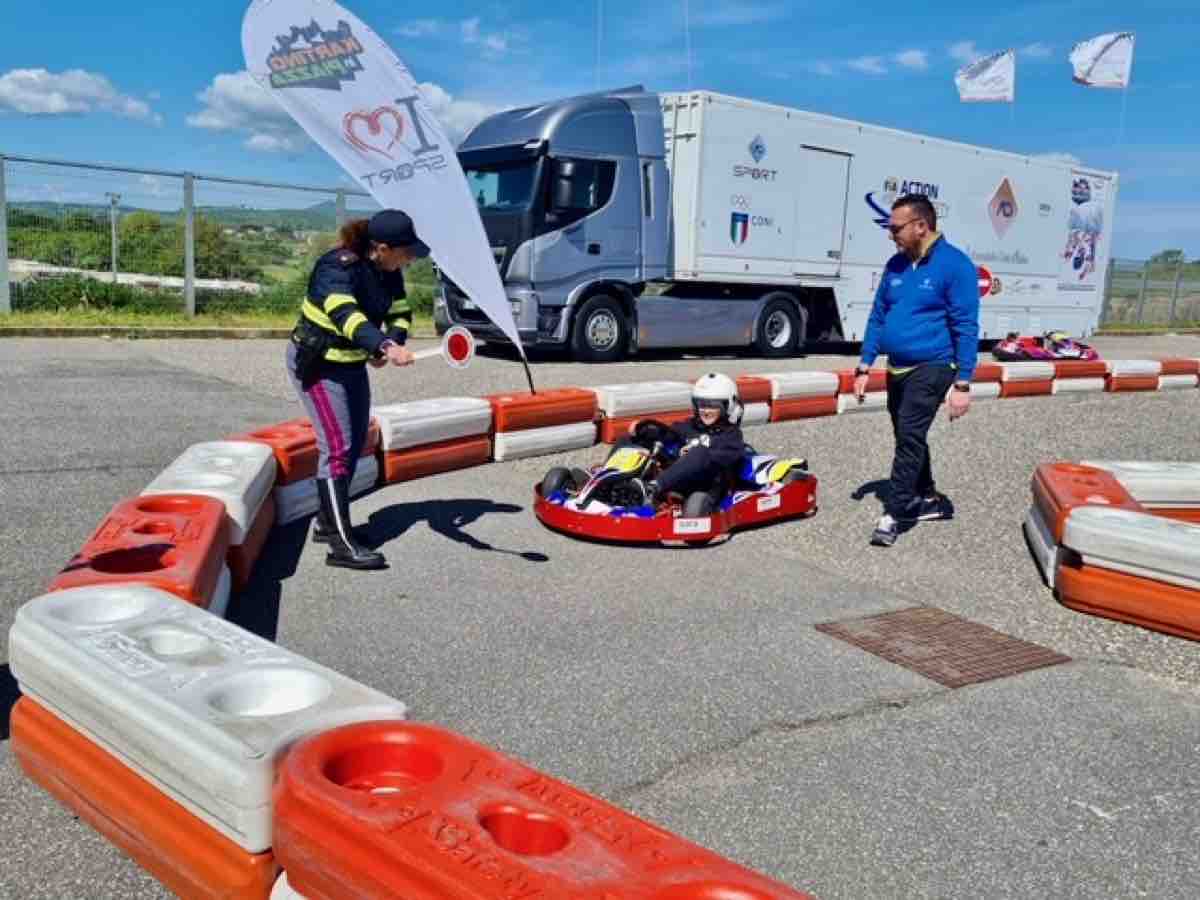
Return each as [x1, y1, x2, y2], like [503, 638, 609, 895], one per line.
[692, 372, 743, 425]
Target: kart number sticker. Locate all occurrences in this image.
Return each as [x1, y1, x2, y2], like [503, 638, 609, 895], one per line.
[757, 494, 782, 512]
[674, 517, 711, 535]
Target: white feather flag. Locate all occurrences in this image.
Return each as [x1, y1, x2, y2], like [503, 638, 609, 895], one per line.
[955, 50, 1016, 103]
[1070, 32, 1135, 88]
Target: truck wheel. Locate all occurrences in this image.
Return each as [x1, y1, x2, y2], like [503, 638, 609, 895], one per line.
[571, 295, 627, 362]
[754, 298, 799, 358]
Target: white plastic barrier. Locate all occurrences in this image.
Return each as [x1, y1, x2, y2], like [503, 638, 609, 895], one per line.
[1023, 505, 1059, 589]
[741, 402, 771, 427]
[492, 422, 597, 462]
[760, 371, 839, 400]
[837, 392, 888, 414]
[141, 442, 276, 545]
[372, 397, 492, 451]
[8, 584, 408, 853]
[274, 456, 380, 526]
[1079, 460, 1200, 509]
[209, 565, 232, 619]
[1159, 374, 1199, 390]
[1000, 361, 1056, 382]
[1108, 359, 1162, 377]
[592, 382, 693, 417]
[1062, 506, 1200, 590]
[1052, 377, 1107, 394]
[971, 381, 1002, 401]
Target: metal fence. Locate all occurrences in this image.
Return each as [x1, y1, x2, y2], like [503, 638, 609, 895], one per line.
[2, 153, 1198, 328]
[0, 153, 378, 315]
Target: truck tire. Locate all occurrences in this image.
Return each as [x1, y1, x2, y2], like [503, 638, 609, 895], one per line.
[754, 297, 800, 358]
[571, 295, 628, 362]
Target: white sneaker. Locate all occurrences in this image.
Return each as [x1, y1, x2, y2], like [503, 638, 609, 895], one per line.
[870, 513, 898, 547]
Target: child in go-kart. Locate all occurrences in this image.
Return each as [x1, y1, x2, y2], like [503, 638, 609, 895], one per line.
[624, 373, 747, 507]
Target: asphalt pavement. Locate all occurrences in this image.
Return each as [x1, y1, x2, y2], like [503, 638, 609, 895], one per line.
[2, 334, 1199, 899]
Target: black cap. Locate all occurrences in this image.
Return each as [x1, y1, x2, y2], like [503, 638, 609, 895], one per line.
[367, 209, 430, 258]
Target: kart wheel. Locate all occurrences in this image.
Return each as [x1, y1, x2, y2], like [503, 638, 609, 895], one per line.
[541, 467, 574, 497]
[682, 492, 716, 517]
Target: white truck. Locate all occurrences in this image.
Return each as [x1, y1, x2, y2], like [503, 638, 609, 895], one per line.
[435, 87, 1118, 361]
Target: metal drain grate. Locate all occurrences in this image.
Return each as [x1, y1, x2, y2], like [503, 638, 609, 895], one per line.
[815, 607, 1071, 688]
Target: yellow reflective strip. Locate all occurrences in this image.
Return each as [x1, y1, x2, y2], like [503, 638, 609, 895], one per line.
[324, 347, 370, 363]
[343, 311, 369, 339]
[301, 300, 339, 333]
[324, 293, 357, 313]
[387, 314, 412, 328]
[388, 299, 411, 314]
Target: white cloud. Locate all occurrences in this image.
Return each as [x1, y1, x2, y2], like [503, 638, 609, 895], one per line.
[460, 17, 515, 55]
[848, 56, 887, 75]
[1021, 42, 1054, 58]
[692, 3, 788, 26]
[806, 61, 837, 77]
[396, 19, 441, 38]
[949, 41, 982, 64]
[0, 68, 162, 124]
[416, 81, 508, 146]
[186, 71, 309, 154]
[895, 49, 929, 70]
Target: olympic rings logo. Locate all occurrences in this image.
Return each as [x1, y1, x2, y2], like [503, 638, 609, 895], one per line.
[730, 194, 751, 209]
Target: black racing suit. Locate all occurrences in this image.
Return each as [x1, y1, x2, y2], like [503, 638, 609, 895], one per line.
[654, 417, 746, 499]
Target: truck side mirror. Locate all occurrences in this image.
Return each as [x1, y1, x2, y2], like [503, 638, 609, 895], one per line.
[551, 159, 577, 211]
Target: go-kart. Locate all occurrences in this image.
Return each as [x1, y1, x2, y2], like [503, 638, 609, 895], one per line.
[533, 419, 818, 545]
[993, 330, 1100, 363]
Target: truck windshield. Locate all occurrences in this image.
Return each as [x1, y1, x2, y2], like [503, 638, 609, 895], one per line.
[463, 160, 538, 212]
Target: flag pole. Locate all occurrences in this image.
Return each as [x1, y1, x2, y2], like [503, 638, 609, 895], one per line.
[1117, 85, 1128, 146]
[684, 0, 692, 90]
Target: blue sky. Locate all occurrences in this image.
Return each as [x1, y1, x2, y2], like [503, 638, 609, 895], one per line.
[0, 1, 1196, 258]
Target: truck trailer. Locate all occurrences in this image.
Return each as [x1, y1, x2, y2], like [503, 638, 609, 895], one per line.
[435, 87, 1118, 361]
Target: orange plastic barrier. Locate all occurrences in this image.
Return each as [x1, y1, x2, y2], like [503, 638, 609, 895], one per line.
[1000, 380, 1053, 398]
[228, 494, 277, 590]
[381, 435, 493, 483]
[971, 362, 1004, 383]
[770, 395, 840, 422]
[1053, 360, 1109, 379]
[1148, 508, 1200, 526]
[1031, 463, 1143, 542]
[234, 418, 382, 485]
[598, 410, 693, 444]
[1157, 358, 1200, 376]
[487, 388, 598, 432]
[11, 697, 279, 900]
[47, 494, 229, 607]
[1057, 559, 1200, 642]
[735, 376, 774, 405]
[836, 368, 886, 394]
[1107, 375, 1160, 393]
[274, 720, 814, 900]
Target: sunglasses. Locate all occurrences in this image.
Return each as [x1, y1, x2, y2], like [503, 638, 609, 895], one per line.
[887, 217, 921, 237]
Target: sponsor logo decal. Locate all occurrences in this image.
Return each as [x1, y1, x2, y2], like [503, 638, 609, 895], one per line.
[1071, 177, 1092, 205]
[749, 134, 767, 163]
[731, 211, 749, 245]
[674, 517, 712, 535]
[989, 178, 1018, 239]
[866, 177, 949, 228]
[343, 106, 404, 159]
[267, 19, 365, 91]
[348, 95, 447, 187]
[734, 134, 778, 181]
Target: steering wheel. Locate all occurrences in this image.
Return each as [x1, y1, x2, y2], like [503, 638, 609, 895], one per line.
[631, 419, 683, 451]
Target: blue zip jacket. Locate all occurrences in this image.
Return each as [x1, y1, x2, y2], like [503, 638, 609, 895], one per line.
[860, 235, 980, 381]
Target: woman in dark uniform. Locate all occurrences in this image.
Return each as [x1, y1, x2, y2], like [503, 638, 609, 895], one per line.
[286, 208, 426, 570]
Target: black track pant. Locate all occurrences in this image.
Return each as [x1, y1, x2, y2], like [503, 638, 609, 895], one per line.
[885, 363, 956, 518]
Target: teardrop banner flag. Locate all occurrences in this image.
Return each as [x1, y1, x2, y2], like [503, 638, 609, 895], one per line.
[241, 0, 533, 389]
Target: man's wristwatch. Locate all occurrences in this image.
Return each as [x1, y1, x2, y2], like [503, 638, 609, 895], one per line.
[952, 381, 971, 393]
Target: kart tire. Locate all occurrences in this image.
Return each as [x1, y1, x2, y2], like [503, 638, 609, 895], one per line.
[682, 492, 716, 517]
[541, 467, 574, 497]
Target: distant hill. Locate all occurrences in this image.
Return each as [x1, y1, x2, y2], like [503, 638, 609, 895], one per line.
[10, 199, 343, 232]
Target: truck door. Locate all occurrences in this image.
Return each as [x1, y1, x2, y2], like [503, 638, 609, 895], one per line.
[792, 146, 852, 277]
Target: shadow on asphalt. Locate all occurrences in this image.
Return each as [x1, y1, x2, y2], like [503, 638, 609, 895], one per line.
[852, 479, 892, 506]
[364, 498, 550, 563]
[0, 664, 18, 741]
[225, 520, 309, 643]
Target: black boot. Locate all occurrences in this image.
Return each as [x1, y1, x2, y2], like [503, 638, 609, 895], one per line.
[311, 507, 370, 545]
[316, 477, 387, 570]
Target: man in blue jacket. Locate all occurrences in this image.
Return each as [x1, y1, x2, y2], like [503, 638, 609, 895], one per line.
[854, 194, 979, 547]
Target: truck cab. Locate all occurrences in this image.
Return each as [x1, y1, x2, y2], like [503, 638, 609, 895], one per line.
[436, 88, 670, 361]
